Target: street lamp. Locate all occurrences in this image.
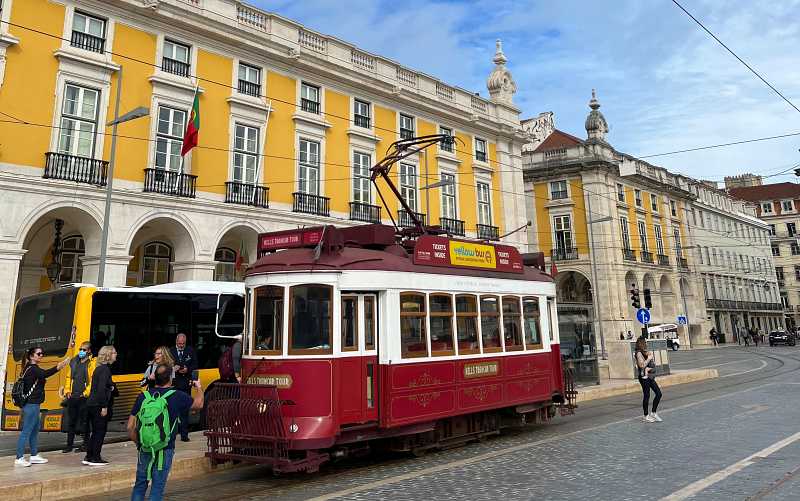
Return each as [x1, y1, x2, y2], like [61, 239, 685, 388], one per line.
[46, 219, 64, 287]
[97, 66, 149, 287]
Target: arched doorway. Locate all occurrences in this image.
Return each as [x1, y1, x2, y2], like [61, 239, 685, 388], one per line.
[659, 275, 676, 325]
[127, 216, 197, 286]
[555, 270, 598, 385]
[213, 224, 259, 282]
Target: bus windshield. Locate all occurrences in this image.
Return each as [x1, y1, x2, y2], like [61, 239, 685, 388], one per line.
[12, 288, 79, 360]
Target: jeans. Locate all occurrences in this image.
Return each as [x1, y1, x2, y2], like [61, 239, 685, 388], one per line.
[131, 448, 175, 501]
[86, 406, 108, 461]
[638, 377, 662, 416]
[16, 403, 40, 458]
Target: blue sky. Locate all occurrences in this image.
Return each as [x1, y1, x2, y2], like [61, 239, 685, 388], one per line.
[253, 0, 800, 185]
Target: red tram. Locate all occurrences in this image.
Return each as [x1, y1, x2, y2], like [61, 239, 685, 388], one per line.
[205, 223, 574, 472]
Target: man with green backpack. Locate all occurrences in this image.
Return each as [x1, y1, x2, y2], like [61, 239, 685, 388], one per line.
[128, 364, 204, 501]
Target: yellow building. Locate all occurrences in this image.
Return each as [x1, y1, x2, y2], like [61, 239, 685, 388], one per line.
[0, 0, 528, 376]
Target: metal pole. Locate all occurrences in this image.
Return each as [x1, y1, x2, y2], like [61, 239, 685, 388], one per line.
[424, 149, 430, 219]
[586, 189, 607, 359]
[97, 66, 123, 288]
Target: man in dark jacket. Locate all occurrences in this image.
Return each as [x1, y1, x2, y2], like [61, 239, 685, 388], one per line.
[60, 342, 96, 453]
[169, 333, 197, 441]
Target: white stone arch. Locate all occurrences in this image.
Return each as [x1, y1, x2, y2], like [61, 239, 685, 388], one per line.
[213, 223, 261, 281]
[15, 199, 103, 252]
[555, 270, 593, 304]
[125, 211, 200, 263]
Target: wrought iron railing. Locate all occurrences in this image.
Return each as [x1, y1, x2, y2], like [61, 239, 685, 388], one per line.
[43, 152, 108, 185]
[300, 98, 319, 114]
[349, 202, 381, 223]
[292, 192, 330, 216]
[678, 257, 689, 269]
[400, 128, 414, 140]
[70, 31, 105, 53]
[550, 190, 568, 200]
[143, 168, 197, 197]
[354, 114, 370, 128]
[238, 79, 261, 98]
[657, 254, 670, 266]
[551, 247, 578, 261]
[623, 248, 636, 261]
[225, 182, 269, 208]
[398, 209, 426, 228]
[476, 150, 487, 162]
[476, 224, 499, 241]
[640, 251, 654, 263]
[440, 217, 465, 236]
[162, 57, 190, 77]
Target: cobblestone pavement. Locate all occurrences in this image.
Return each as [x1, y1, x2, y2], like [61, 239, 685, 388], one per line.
[84, 346, 800, 501]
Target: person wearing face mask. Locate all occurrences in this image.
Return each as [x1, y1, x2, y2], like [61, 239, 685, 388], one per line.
[60, 342, 96, 453]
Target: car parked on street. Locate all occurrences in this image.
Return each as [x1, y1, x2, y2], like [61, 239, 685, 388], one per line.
[769, 330, 796, 346]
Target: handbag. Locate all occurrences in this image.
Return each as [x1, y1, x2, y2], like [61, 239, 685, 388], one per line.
[11, 366, 35, 408]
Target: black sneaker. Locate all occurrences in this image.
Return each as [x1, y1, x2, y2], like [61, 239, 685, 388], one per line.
[87, 458, 108, 467]
[77, 444, 87, 453]
[181, 436, 190, 442]
[81, 457, 90, 465]
[62, 446, 74, 453]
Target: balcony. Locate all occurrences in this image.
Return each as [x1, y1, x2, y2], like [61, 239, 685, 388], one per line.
[476, 151, 487, 162]
[550, 190, 568, 200]
[400, 128, 414, 140]
[657, 254, 670, 266]
[237, 79, 261, 98]
[143, 168, 197, 198]
[300, 98, 320, 114]
[70, 31, 105, 53]
[292, 192, 330, 217]
[623, 248, 637, 262]
[706, 299, 722, 310]
[354, 114, 370, 128]
[398, 209, 426, 228]
[678, 257, 689, 270]
[476, 224, 500, 241]
[43, 152, 108, 186]
[349, 202, 381, 223]
[640, 251, 654, 264]
[225, 182, 268, 208]
[162, 57, 190, 77]
[551, 247, 578, 261]
[439, 217, 465, 236]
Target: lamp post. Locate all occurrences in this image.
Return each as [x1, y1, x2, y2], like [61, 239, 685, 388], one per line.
[46, 219, 64, 287]
[97, 65, 149, 287]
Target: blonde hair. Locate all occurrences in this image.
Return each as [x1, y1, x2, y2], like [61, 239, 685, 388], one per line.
[96, 345, 117, 365]
[155, 346, 175, 367]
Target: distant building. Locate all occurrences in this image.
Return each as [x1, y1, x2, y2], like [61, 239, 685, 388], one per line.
[725, 174, 763, 189]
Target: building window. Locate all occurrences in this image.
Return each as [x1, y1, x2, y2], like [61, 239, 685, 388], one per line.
[792, 242, 800, 256]
[475, 138, 487, 162]
[298, 139, 320, 195]
[762, 202, 774, 214]
[58, 236, 85, 284]
[620, 217, 631, 249]
[300, 82, 320, 114]
[232, 124, 259, 184]
[773, 245, 780, 257]
[654, 225, 664, 255]
[352, 151, 371, 203]
[354, 99, 371, 128]
[638, 221, 649, 252]
[670, 200, 678, 217]
[399, 163, 418, 211]
[162, 40, 190, 76]
[769, 224, 776, 236]
[550, 180, 568, 200]
[71, 12, 105, 53]
[58, 84, 99, 157]
[440, 173, 457, 219]
[776, 267, 785, 281]
[399, 114, 415, 139]
[440, 126, 453, 152]
[782, 200, 794, 212]
[673, 228, 682, 256]
[616, 183, 625, 202]
[795, 266, 800, 280]
[155, 106, 186, 171]
[698, 210, 704, 228]
[142, 242, 171, 286]
[650, 193, 659, 212]
[634, 189, 642, 207]
[237, 63, 261, 97]
[477, 182, 492, 225]
[214, 247, 236, 282]
[789, 223, 796, 237]
[553, 215, 573, 252]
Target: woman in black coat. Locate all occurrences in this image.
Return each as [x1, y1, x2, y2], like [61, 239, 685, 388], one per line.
[84, 345, 117, 466]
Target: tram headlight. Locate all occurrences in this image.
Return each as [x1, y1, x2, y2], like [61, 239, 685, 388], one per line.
[289, 423, 299, 433]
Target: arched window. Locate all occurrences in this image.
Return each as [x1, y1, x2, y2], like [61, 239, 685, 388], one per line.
[59, 236, 85, 284]
[214, 247, 237, 281]
[142, 241, 171, 286]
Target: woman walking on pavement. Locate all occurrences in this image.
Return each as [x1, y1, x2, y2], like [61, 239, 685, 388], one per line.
[635, 337, 662, 423]
[15, 346, 70, 467]
[84, 345, 117, 466]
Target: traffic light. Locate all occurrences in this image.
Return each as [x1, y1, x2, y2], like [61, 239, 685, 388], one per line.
[643, 288, 652, 309]
[630, 285, 640, 309]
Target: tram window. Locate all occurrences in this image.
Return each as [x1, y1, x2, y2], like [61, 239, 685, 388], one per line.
[289, 284, 332, 355]
[522, 297, 543, 350]
[455, 295, 479, 355]
[429, 294, 454, 356]
[364, 296, 376, 350]
[400, 292, 428, 358]
[502, 296, 524, 351]
[341, 295, 358, 352]
[547, 297, 556, 342]
[254, 286, 283, 354]
[479, 296, 502, 353]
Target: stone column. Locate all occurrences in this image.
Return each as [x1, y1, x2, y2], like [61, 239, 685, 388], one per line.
[172, 260, 217, 282]
[81, 254, 132, 287]
[0, 249, 24, 389]
[495, 137, 527, 248]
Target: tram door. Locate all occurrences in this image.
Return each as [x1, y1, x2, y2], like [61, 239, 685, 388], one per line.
[340, 294, 379, 424]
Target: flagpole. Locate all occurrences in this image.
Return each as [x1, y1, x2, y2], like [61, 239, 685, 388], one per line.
[177, 84, 200, 193]
[251, 99, 272, 205]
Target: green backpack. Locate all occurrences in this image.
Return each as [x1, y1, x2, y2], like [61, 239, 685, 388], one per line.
[136, 389, 178, 480]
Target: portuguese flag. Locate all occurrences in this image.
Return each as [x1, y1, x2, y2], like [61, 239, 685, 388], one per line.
[181, 89, 200, 156]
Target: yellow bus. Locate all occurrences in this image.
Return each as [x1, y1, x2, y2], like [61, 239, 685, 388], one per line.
[3, 282, 244, 432]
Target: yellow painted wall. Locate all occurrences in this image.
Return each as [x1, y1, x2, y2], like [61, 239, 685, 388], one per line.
[324, 89, 351, 213]
[372, 105, 398, 217]
[625, 188, 640, 251]
[104, 23, 156, 181]
[193, 50, 232, 195]
[263, 71, 296, 205]
[0, 0, 64, 168]
[534, 182, 552, 252]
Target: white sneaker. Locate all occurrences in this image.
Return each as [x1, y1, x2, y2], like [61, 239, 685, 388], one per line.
[644, 414, 657, 423]
[651, 413, 663, 422]
[14, 457, 31, 467]
[29, 455, 48, 464]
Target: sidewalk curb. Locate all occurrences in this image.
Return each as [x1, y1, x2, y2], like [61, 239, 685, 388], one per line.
[576, 368, 719, 403]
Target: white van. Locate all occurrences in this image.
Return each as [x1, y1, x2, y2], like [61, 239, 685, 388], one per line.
[648, 323, 680, 351]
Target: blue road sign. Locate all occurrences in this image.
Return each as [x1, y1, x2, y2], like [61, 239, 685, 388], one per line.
[677, 315, 688, 325]
[636, 308, 651, 325]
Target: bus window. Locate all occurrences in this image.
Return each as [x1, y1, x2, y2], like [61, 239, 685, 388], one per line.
[12, 288, 79, 360]
[429, 294, 454, 356]
[480, 296, 501, 353]
[91, 292, 149, 375]
[341, 295, 358, 352]
[522, 297, 543, 350]
[455, 295, 479, 355]
[216, 294, 245, 337]
[254, 286, 283, 354]
[289, 285, 332, 355]
[400, 292, 428, 358]
[502, 296, 523, 351]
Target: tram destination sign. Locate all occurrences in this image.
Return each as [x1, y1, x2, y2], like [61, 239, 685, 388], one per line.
[259, 227, 324, 252]
[413, 235, 524, 274]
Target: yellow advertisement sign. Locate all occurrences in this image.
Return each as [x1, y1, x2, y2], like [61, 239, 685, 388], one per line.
[449, 242, 496, 269]
[43, 414, 62, 431]
[4, 415, 19, 430]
